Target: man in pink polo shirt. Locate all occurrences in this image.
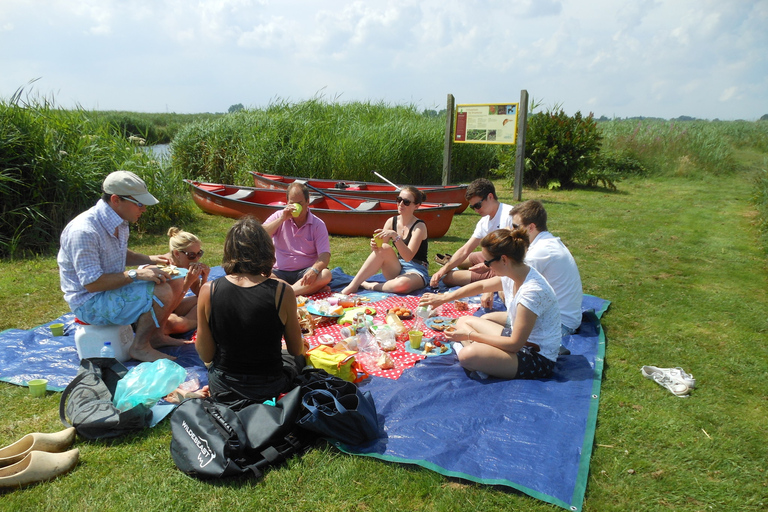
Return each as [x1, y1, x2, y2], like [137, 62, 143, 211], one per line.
[263, 182, 332, 296]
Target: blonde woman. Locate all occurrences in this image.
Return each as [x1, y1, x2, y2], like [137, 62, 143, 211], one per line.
[162, 227, 210, 334]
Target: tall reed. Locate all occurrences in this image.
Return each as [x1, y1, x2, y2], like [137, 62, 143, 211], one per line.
[0, 91, 195, 258]
[171, 98, 497, 186]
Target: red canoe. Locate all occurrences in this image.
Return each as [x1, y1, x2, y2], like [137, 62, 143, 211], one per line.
[251, 171, 469, 213]
[186, 180, 460, 238]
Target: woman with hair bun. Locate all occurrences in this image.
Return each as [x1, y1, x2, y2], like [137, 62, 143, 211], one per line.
[341, 186, 430, 295]
[160, 227, 210, 334]
[419, 227, 561, 379]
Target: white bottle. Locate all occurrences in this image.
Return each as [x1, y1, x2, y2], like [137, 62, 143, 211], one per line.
[100, 341, 115, 358]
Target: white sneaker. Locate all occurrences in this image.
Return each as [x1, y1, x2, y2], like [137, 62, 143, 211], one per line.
[641, 366, 694, 397]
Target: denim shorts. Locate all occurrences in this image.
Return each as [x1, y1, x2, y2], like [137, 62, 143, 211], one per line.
[74, 281, 161, 327]
[399, 259, 429, 287]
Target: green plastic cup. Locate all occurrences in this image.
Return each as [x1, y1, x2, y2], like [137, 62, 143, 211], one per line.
[50, 323, 64, 337]
[291, 203, 303, 217]
[409, 330, 423, 349]
[374, 234, 384, 248]
[28, 379, 48, 398]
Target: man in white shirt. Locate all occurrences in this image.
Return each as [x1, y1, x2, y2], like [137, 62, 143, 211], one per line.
[511, 199, 583, 336]
[430, 179, 515, 289]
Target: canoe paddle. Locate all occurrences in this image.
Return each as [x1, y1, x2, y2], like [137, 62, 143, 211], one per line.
[372, 171, 401, 191]
[296, 180, 355, 210]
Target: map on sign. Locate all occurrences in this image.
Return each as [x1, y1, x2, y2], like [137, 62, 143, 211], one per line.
[454, 103, 518, 144]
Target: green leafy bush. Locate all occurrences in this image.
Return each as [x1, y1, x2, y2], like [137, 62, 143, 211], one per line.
[524, 108, 602, 189]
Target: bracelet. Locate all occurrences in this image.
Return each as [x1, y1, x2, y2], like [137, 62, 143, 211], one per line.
[393, 235, 402, 244]
[310, 267, 320, 275]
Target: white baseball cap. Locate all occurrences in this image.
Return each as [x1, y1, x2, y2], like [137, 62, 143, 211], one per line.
[102, 170, 159, 206]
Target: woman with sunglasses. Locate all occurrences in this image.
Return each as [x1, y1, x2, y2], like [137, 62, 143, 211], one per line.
[161, 227, 210, 334]
[419, 228, 560, 380]
[341, 186, 429, 295]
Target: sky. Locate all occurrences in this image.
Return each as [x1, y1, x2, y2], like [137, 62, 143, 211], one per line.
[2, 0, 767, 120]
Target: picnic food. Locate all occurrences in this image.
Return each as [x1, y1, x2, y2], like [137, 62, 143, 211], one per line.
[160, 264, 179, 275]
[389, 304, 412, 319]
[454, 300, 468, 311]
[296, 295, 308, 307]
[423, 342, 435, 354]
[376, 352, 394, 370]
[297, 308, 315, 336]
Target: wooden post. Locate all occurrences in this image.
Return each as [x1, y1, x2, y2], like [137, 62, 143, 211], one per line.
[513, 89, 528, 202]
[442, 94, 455, 186]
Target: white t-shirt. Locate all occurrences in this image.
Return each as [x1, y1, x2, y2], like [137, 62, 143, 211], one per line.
[471, 202, 515, 240]
[501, 267, 561, 362]
[526, 231, 583, 330]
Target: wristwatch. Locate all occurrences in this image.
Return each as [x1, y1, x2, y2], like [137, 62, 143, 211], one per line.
[128, 269, 138, 281]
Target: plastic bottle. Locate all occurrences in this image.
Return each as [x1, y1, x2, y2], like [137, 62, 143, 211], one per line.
[100, 341, 115, 358]
[340, 325, 356, 338]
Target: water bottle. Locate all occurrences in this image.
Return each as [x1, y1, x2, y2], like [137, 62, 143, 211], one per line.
[100, 341, 115, 358]
[340, 325, 356, 338]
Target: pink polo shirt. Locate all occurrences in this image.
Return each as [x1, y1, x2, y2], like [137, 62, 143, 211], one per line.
[265, 210, 331, 271]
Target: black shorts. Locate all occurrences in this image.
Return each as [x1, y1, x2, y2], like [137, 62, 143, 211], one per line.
[501, 326, 556, 379]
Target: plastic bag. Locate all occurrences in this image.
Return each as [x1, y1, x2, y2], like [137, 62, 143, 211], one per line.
[113, 359, 187, 412]
[375, 325, 397, 352]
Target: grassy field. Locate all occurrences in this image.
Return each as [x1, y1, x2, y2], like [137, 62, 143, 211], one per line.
[1, 155, 767, 510]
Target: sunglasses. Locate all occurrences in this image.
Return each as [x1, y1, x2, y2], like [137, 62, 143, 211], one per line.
[483, 255, 501, 268]
[470, 197, 486, 210]
[120, 196, 145, 208]
[181, 249, 204, 260]
[396, 196, 414, 206]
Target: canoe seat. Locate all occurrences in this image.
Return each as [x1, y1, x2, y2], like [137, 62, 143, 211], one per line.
[227, 189, 254, 200]
[355, 200, 380, 211]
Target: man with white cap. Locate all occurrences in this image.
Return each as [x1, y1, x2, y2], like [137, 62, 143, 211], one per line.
[57, 170, 187, 362]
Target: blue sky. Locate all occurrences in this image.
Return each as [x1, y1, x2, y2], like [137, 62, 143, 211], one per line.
[2, 0, 766, 120]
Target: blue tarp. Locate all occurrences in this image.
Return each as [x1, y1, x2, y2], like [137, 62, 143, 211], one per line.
[0, 266, 609, 510]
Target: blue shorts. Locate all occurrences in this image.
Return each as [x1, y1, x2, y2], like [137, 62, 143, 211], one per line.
[272, 267, 312, 285]
[399, 259, 429, 287]
[74, 281, 162, 327]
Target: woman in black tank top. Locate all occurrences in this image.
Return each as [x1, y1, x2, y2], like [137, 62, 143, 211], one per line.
[341, 186, 429, 295]
[195, 216, 307, 409]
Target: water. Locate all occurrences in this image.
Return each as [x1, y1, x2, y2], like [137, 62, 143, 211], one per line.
[142, 143, 171, 161]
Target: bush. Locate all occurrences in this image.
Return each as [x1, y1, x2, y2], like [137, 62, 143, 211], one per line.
[523, 108, 602, 189]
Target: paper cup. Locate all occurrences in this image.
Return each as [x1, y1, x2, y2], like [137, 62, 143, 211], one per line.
[291, 203, 303, 217]
[409, 330, 423, 349]
[28, 379, 48, 398]
[50, 323, 64, 337]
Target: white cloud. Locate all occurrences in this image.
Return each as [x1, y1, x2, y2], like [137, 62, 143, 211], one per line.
[0, 0, 766, 118]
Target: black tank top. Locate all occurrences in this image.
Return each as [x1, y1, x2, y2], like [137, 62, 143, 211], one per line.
[392, 216, 428, 266]
[209, 277, 286, 376]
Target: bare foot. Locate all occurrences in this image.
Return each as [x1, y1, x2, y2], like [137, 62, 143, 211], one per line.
[129, 345, 176, 362]
[318, 285, 331, 294]
[360, 281, 377, 291]
[341, 284, 358, 295]
[151, 335, 191, 348]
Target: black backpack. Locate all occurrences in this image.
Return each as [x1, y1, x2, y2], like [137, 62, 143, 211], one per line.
[169, 386, 316, 479]
[59, 358, 153, 440]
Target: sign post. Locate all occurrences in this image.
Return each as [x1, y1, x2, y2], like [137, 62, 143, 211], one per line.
[442, 94, 455, 186]
[513, 89, 528, 201]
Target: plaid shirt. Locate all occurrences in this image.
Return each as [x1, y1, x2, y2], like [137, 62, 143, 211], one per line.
[57, 199, 130, 311]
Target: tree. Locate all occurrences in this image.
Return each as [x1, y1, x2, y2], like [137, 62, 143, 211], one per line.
[228, 103, 244, 113]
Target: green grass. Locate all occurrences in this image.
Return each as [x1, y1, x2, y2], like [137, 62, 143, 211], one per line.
[2, 158, 768, 510]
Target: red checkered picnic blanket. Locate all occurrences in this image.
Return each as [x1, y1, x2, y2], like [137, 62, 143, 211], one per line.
[303, 293, 478, 380]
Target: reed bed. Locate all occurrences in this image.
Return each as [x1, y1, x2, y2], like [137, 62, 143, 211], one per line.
[171, 98, 497, 186]
[0, 92, 195, 258]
